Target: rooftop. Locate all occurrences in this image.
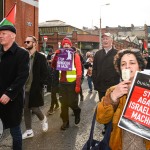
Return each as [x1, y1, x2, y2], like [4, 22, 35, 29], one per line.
[39, 20, 68, 27]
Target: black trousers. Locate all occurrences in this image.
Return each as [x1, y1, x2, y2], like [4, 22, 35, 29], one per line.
[50, 86, 59, 109]
[59, 83, 81, 122]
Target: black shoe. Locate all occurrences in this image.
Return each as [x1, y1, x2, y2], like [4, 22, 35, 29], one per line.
[75, 117, 80, 126]
[60, 121, 69, 130]
[75, 109, 81, 126]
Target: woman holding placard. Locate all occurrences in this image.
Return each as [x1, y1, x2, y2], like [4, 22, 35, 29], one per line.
[96, 49, 150, 150]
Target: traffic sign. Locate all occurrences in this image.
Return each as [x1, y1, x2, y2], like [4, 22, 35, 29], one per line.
[43, 36, 48, 42]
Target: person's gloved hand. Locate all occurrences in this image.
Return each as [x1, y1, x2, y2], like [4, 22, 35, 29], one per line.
[75, 86, 80, 93]
[51, 50, 61, 68]
[55, 49, 61, 54]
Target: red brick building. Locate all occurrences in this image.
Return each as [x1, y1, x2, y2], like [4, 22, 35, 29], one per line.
[0, 0, 38, 47]
[39, 20, 141, 55]
[39, 20, 100, 55]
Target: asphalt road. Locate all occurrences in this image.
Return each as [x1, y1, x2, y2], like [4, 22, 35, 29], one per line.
[0, 78, 104, 150]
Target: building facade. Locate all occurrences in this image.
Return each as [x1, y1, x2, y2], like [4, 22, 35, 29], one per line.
[39, 20, 99, 55]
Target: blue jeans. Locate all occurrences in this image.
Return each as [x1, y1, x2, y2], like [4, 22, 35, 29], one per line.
[87, 76, 93, 91]
[10, 125, 22, 150]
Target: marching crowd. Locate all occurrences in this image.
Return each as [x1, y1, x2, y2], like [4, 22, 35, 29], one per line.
[0, 23, 150, 150]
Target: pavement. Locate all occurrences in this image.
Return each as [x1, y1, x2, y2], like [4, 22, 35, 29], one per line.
[0, 78, 104, 150]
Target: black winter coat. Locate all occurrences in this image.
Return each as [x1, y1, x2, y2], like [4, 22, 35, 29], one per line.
[92, 48, 120, 92]
[0, 42, 29, 129]
[28, 52, 48, 108]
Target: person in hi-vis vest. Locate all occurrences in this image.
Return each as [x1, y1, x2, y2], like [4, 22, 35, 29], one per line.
[52, 38, 82, 130]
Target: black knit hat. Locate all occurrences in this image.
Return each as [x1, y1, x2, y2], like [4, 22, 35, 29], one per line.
[0, 25, 16, 34]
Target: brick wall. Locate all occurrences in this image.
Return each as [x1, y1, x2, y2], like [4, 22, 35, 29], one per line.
[5, 0, 38, 48]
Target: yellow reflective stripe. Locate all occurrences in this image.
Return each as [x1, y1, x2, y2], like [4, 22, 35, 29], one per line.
[67, 78, 76, 82]
[66, 75, 76, 78]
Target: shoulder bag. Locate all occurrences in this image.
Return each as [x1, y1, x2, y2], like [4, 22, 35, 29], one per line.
[82, 107, 112, 150]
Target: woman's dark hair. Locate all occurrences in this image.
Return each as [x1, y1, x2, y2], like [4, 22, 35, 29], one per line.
[114, 49, 147, 75]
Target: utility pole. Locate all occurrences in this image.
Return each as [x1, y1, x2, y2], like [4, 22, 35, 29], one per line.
[99, 3, 110, 49]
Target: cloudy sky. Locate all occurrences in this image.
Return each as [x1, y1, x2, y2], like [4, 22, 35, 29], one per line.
[39, 0, 150, 29]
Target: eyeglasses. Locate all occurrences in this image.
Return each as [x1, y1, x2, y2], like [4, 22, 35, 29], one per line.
[24, 41, 33, 44]
[118, 48, 140, 54]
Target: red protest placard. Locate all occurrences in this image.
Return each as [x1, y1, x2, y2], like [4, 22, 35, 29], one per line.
[118, 72, 150, 140]
[124, 86, 150, 128]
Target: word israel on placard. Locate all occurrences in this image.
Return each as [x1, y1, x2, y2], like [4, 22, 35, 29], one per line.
[124, 86, 150, 128]
[56, 48, 75, 71]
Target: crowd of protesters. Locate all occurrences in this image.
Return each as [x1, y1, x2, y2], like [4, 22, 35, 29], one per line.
[0, 23, 150, 150]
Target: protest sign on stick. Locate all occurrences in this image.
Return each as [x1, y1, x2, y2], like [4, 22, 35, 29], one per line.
[118, 72, 150, 140]
[56, 48, 75, 71]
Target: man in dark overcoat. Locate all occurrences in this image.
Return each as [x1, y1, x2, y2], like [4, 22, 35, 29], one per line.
[0, 25, 29, 150]
[92, 33, 120, 100]
[22, 36, 49, 140]
[92, 33, 120, 135]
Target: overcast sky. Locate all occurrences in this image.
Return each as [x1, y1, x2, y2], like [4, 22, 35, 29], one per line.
[39, 0, 150, 29]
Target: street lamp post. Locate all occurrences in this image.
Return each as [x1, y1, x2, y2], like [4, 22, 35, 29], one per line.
[99, 3, 110, 49]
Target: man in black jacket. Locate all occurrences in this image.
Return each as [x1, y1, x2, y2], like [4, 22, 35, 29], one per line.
[22, 36, 49, 139]
[92, 33, 120, 100]
[92, 32, 120, 135]
[0, 25, 29, 150]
